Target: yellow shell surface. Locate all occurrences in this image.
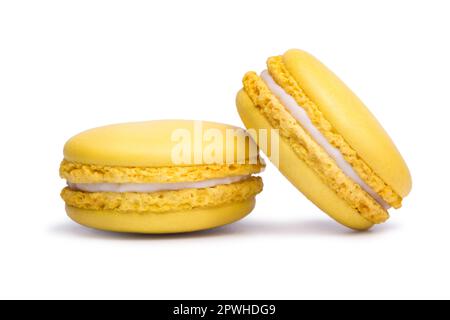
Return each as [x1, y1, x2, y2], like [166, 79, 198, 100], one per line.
[66, 198, 256, 234]
[64, 120, 260, 167]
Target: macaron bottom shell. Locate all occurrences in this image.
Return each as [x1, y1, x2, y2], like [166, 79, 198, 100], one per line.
[66, 198, 255, 234]
[237, 90, 373, 230]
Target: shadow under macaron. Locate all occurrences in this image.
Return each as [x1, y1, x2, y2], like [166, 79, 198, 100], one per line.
[48, 216, 400, 241]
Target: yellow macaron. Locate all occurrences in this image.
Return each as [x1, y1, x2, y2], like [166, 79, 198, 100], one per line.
[236, 49, 411, 230]
[60, 120, 264, 234]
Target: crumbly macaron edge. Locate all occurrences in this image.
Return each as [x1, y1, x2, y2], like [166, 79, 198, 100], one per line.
[61, 177, 263, 213]
[267, 56, 402, 208]
[243, 72, 388, 223]
[60, 160, 264, 184]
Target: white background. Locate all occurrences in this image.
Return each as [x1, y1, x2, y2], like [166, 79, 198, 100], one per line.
[0, 0, 448, 300]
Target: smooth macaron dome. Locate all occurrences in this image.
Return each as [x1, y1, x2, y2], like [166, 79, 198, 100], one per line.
[237, 49, 411, 230]
[60, 120, 264, 233]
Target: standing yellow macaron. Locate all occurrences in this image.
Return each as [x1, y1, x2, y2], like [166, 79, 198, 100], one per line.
[236, 49, 411, 230]
[60, 120, 264, 234]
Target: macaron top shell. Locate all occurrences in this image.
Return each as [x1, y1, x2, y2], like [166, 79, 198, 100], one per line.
[64, 120, 259, 167]
[282, 49, 412, 197]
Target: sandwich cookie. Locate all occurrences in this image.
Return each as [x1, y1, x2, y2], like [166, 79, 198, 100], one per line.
[60, 120, 264, 233]
[236, 49, 411, 230]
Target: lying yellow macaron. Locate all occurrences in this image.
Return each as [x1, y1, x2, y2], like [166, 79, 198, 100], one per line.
[236, 49, 412, 230]
[60, 120, 264, 234]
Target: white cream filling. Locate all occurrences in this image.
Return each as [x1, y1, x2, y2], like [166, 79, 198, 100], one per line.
[68, 175, 250, 193]
[261, 70, 390, 209]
